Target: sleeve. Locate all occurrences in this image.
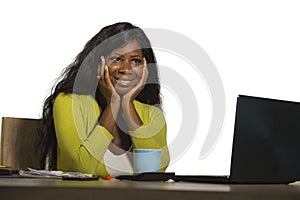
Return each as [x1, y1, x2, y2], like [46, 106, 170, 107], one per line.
[53, 93, 113, 175]
[130, 104, 170, 171]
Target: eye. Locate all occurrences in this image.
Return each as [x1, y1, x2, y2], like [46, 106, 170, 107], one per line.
[110, 56, 122, 63]
[131, 58, 142, 64]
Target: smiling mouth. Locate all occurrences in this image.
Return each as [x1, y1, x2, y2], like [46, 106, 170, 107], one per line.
[113, 76, 134, 87]
[118, 79, 131, 84]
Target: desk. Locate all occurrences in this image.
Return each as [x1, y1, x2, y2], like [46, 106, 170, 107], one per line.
[0, 177, 300, 200]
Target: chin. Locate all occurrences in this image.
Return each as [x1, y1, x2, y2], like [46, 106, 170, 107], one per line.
[115, 87, 132, 96]
[114, 82, 138, 96]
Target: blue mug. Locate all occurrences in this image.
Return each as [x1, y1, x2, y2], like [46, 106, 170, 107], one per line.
[133, 149, 162, 174]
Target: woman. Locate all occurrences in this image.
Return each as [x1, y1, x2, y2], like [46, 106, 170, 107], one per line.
[39, 22, 169, 176]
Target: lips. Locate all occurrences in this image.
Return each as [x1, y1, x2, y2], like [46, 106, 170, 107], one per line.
[113, 76, 135, 87]
[117, 79, 132, 87]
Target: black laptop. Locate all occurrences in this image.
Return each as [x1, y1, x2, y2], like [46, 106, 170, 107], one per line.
[174, 95, 300, 184]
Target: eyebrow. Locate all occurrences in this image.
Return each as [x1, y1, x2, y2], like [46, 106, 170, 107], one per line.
[109, 52, 121, 56]
[131, 54, 142, 58]
[109, 53, 142, 58]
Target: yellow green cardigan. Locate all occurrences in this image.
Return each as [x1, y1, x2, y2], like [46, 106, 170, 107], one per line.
[53, 93, 169, 176]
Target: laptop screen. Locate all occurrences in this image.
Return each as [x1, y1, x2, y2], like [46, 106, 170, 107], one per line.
[230, 95, 300, 182]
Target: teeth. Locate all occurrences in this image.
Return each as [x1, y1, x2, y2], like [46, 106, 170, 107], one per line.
[119, 80, 130, 84]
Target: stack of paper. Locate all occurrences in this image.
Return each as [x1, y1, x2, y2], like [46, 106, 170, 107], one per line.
[19, 168, 93, 179]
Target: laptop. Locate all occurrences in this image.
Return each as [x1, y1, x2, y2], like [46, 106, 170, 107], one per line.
[174, 95, 300, 184]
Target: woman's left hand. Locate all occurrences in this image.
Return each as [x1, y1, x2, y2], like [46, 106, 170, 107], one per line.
[121, 58, 148, 131]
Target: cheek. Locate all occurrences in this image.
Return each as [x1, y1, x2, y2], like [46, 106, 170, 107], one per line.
[133, 66, 143, 77]
[108, 63, 119, 72]
[107, 65, 119, 77]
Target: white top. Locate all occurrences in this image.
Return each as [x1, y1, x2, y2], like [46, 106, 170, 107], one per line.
[103, 148, 134, 177]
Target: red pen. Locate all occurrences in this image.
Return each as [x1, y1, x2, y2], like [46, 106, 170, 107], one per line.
[101, 176, 112, 180]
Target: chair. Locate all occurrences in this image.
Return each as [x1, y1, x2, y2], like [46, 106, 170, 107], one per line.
[1, 117, 42, 169]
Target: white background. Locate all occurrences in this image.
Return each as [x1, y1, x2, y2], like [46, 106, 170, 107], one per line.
[1, 0, 300, 175]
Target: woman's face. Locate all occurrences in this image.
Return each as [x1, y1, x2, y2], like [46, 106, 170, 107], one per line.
[105, 40, 144, 95]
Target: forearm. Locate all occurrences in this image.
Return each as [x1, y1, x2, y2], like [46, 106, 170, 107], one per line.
[121, 99, 143, 131]
[99, 102, 120, 134]
[99, 101, 126, 153]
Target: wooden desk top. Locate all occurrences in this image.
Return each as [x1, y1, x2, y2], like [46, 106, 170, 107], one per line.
[1, 177, 300, 200]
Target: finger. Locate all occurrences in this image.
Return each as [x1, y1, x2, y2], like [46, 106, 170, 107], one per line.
[101, 65, 107, 85]
[104, 65, 114, 88]
[101, 56, 106, 77]
[143, 57, 149, 75]
[97, 63, 101, 80]
[140, 57, 149, 85]
[97, 56, 105, 79]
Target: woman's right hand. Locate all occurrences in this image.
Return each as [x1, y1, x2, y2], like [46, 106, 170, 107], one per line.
[98, 56, 120, 104]
[98, 56, 121, 151]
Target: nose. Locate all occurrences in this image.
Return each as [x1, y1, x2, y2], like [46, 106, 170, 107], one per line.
[119, 60, 132, 74]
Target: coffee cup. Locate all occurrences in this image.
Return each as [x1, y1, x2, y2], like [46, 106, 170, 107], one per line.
[133, 149, 162, 174]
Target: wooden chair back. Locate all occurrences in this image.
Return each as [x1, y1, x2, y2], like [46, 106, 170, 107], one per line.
[1, 117, 42, 169]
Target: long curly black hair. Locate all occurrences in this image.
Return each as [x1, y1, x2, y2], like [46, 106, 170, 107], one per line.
[39, 22, 162, 170]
